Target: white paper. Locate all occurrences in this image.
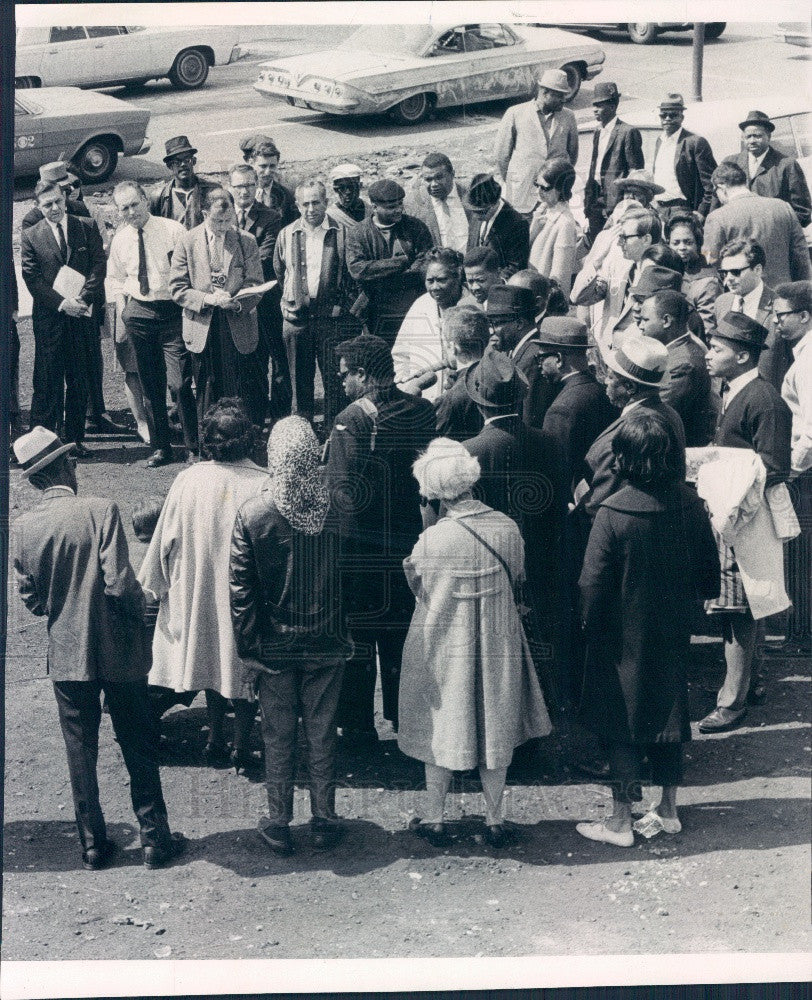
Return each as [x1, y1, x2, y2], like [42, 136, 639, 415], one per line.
[233, 279, 277, 300]
[52, 264, 86, 300]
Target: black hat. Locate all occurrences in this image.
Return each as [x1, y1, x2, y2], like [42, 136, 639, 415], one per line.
[464, 350, 526, 410]
[466, 173, 502, 208]
[592, 81, 620, 104]
[738, 110, 775, 134]
[716, 311, 770, 350]
[367, 179, 405, 203]
[163, 135, 197, 163]
[629, 265, 683, 300]
[536, 316, 589, 351]
[485, 284, 536, 322]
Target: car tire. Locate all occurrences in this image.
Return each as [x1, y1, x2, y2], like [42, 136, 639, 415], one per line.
[705, 22, 727, 40]
[72, 140, 119, 184]
[169, 48, 210, 90]
[560, 63, 583, 102]
[390, 93, 431, 125]
[627, 23, 659, 44]
[15, 76, 41, 88]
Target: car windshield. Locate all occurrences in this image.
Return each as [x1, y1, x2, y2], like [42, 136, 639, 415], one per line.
[337, 24, 435, 57]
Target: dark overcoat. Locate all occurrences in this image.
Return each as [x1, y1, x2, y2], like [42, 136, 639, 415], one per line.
[466, 201, 530, 278]
[578, 483, 720, 743]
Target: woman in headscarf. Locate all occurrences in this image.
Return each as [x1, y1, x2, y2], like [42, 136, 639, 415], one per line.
[397, 438, 551, 848]
[138, 398, 268, 769]
[230, 417, 352, 856]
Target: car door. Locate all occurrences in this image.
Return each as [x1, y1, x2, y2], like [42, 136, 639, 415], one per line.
[86, 26, 153, 83]
[40, 26, 97, 86]
[13, 96, 44, 177]
[425, 24, 524, 110]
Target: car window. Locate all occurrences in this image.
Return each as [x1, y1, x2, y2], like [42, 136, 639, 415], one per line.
[49, 26, 88, 43]
[789, 113, 812, 158]
[430, 25, 513, 55]
[124, 26, 147, 33]
[14, 100, 28, 116]
[474, 24, 515, 47]
[87, 26, 123, 38]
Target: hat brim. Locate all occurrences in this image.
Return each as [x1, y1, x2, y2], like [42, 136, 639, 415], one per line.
[19, 442, 75, 479]
[614, 179, 666, 195]
[535, 339, 588, 351]
[163, 148, 197, 163]
[713, 333, 769, 351]
[739, 117, 775, 133]
[602, 344, 667, 388]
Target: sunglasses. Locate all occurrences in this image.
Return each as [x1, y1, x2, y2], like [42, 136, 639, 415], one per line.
[659, 110, 682, 119]
[718, 266, 750, 277]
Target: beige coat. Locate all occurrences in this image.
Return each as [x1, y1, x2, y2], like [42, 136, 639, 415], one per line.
[397, 500, 551, 770]
[529, 202, 580, 297]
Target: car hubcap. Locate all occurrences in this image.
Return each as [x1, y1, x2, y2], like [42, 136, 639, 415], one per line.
[400, 95, 426, 119]
[179, 54, 204, 83]
[85, 147, 107, 170]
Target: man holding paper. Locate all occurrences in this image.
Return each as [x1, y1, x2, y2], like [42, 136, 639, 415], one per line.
[21, 180, 106, 455]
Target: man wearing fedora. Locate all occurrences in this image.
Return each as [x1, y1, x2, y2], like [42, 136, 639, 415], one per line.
[485, 284, 541, 379]
[465, 174, 530, 279]
[496, 69, 578, 216]
[11, 427, 185, 871]
[584, 82, 644, 242]
[649, 93, 717, 217]
[149, 136, 219, 230]
[718, 111, 811, 228]
[701, 312, 792, 732]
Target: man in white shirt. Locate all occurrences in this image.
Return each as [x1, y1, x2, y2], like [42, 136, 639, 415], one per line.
[776, 280, 812, 654]
[108, 181, 197, 466]
[403, 153, 471, 252]
[273, 180, 358, 423]
[650, 93, 717, 217]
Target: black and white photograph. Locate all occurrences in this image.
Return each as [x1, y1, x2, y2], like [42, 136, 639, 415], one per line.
[2, 2, 810, 996]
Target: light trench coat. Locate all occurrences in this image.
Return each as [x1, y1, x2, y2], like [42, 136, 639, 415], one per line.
[138, 458, 270, 699]
[397, 500, 551, 770]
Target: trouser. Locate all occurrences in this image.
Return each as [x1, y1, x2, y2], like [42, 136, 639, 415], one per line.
[191, 310, 267, 428]
[718, 613, 761, 710]
[87, 319, 106, 420]
[30, 315, 90, 443]
[10, 318, 20, 424]
[256, 660, 345, 826]
[283, 312, 360, 425]
[605, 742, 684, 803]
[585, 203, 607, 245]
[256, 288, 290, 421]
[786, 471, 812, 642]
[52, 678, 171, 852]
[126, 301, 198, 452]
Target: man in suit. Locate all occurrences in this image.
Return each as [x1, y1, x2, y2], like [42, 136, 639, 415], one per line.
[229, 162, 289, 421]
[485, 284, 540, 380]
[496, 68, 578, 216]
[21, 181, 107, 456]
[169, 188, 266, 427]
[149, 136, 219, 231]
[106, 181, 198, 467]
[719, 110, 811, 228]
[714, 237, 793, 391]
[584, 82, 644, 242]
[327, 163, 368, 229]
[345, 179, 433, 345]
[325, 334, 436, 742]
[650, 93, 717, 217]
[273, 179, 360, 425]
[637, 288, 716, 446]
[701, 312, 792, 732]
[240, 135, 299, 227]
[434, 304, 489, 440]
[704, 162, 811, 289]
[404, 152, 471, 253]
[465, 174, 530, 279]
[22, 160, 93, 229]
[463, 246, 504, 308]
[11, 427, 185, 870]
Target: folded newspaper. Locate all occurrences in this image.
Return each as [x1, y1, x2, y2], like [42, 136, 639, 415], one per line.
[234, 279, 277, 300]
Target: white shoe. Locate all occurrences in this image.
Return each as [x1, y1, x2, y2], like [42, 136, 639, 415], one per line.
[632, 811, 681, 838]
[575, 821, 634, 847]
[136, 422, 151, 445]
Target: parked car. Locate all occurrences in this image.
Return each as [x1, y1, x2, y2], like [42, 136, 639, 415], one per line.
[14, 87, 151, 183]
[546, 23, 726, 45]
[15, 25, 245, 91]
[254, 22, 605, 124]
[775, 22, 812, 48]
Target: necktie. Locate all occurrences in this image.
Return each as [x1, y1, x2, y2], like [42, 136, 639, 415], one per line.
[238, 210, 247, 229]
[735, 295, 745, 312]
[57, 223, 68, 263]
[720, 379, 730, 414]
[210, 234, 223, 273]
[137, 227, 150, 296]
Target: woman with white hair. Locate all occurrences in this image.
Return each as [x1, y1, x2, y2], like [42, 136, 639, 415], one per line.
[398, 438, 551, 848]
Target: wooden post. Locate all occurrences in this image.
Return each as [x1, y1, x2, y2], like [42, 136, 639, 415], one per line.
[692, 23, 706, 101]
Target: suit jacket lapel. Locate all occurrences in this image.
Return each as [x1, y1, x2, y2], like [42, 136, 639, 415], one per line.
[197, 227, 213, 290]
[222, 229, 235, 276]
[40, 219, 63, 262]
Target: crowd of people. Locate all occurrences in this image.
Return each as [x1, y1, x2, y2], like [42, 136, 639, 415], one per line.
[10, 72, 811, 867]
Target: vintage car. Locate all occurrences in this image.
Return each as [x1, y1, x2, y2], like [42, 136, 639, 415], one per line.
[548, 23, 726, 45]
[254, 22, 605, 124]
[14, 87, 151, 184]
[15, 25, 245, 91]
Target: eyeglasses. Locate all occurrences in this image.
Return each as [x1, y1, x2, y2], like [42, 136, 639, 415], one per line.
[773, 308, 802, 320]
[230, 182, 255, 190]
[659, 110, 682, 119]
[169, 156, 194, 166]
[617, 232, 641, 244]
[718, 266, 750, 277]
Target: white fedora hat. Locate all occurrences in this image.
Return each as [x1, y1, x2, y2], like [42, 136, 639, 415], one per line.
[604, 332, 669, 388]
[14, 426, 74, 479]
[537, 69, 570, 94]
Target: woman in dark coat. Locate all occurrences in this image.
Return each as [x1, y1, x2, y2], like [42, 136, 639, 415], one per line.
[575, 410, 719, 847]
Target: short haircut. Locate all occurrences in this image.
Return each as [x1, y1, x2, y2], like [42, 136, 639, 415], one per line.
[712, 162, 748, 188]
[413, 437, 481, 501]
[250, 140, 280, 160]
[295, 178, 327, 202]
[113, 180, 148, 203]
[642, 243, 685, 276]
[545, 281, 570, 317]
[612, 409, 680, 488]
[443, 305, 490, 355]
[537, 156, 576, 202]
[719, 237, 766, 269]
[335, 333, 395, 382]
[229, 163, 257, 184]
[34, 180, 63, 201]
[665, 211, 704, 247]
[203, 187, 235, 213]
[464, 246, 500, 272]
[774, 280, 812, 315]
[28, 453, 71, 490]
[131, 495, 166, 543]
[422, 152, 453, 174]
[622, 208, 662, 242]
[200, 397, 256, 462]
[651, 289, 690, 329]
